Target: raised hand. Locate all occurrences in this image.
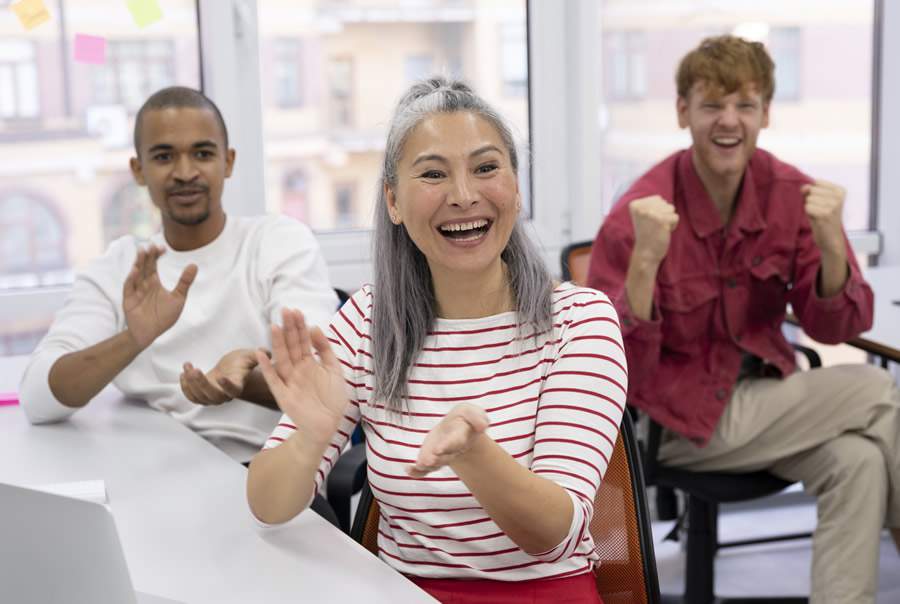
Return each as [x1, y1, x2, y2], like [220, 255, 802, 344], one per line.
[802, 180, 847, 256]
[256, 309, 349, 449]
[629, 195, 679, 266]
[122, 246, 198, 349]
[180, 349, 260, 406]
[407, 403, 490, 478]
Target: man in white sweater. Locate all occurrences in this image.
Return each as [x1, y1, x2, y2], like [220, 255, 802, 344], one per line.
[19, 87, 337, 462]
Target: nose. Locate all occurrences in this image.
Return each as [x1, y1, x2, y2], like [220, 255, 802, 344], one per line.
[448, 173, 478, 209]
[173, 154, 199, 183]
[719, 104, 739, 128]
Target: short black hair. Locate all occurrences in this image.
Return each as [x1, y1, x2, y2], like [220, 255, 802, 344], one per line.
[133, 86, 229, 156]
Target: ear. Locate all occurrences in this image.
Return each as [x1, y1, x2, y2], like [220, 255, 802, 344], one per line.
[224, 148, 236, 178]
[384, 181, 398, 215]
[676, 96, 689, 129]
[130, 157, 146, 186]
[761, 102, 770, 129]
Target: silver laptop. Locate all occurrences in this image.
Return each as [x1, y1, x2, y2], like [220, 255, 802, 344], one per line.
[0, 482, 182, 604]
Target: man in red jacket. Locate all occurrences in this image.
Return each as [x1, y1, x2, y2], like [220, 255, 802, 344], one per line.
[588, 35, 899, 603]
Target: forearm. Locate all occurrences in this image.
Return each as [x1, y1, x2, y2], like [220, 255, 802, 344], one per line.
[47, 330, 144, 408]
[817, 247, 850, 299]
[451, 434, 574, 555]
[246, 433, 327, 524]
[240, 369, 277, 409]
[624, 251, 662, 321]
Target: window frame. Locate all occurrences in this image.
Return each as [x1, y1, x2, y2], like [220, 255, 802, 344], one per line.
[0, 0, 893, 352]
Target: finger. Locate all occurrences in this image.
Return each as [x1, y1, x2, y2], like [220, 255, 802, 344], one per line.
[123, 264, 140, 298]
[256, 348, 287, 402]
[456, 404, 491, 433]
[269, 324, 292, 382]
[310, 327, 339, 370]
[190, 367, 229, 404]
[180, 365, 205, 405]
[146, 247, 162, 281]
[180, 368, 198, 404]
[217, 377, 243, 399]
[282, 310, 305, 366]
[294, 311, 313, 360]
[173, 264, 198, 298]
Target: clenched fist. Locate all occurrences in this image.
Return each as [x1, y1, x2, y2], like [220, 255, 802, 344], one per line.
[801, 180, 846, 256]
[629, 195, 680, 266]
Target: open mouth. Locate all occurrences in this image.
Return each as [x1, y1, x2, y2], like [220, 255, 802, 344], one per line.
[712, 136, 741, 149]
[438, 218, 493, 242]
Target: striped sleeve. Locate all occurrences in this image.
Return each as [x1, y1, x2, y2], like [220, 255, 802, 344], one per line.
[528, 288, 627, 562]
[262, 287, 371, 496]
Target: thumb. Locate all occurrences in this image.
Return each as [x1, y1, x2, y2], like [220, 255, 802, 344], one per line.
[173, 264, 198, 298]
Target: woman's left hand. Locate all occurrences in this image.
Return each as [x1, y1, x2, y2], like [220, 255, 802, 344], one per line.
[407, 403, 490, 477]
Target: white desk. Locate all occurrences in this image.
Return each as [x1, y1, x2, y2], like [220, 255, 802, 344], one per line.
[857, 266, 900, 364]
[0, 356, 435, 604]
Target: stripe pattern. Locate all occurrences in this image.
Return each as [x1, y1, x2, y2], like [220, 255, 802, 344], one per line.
[264, 283, 627, 581]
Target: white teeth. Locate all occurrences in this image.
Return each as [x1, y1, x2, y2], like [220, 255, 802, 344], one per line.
[439, 219, 489, 232]
[714, 137, 740, 145]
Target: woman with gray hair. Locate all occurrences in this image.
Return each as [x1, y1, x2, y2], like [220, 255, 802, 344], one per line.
[247, 78, 626, 603]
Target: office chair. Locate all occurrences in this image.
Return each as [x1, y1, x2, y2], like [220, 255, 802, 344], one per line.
[563, 239, 812, 603]
[349, 413, 660, 603]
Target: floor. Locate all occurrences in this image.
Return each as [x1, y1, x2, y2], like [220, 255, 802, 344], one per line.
[651, 486, 900, 602]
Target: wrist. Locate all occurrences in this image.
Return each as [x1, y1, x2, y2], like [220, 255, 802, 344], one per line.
[122, 328, 151, 353]
[630, 248, 663, 274]
[450, 432, 492, 472]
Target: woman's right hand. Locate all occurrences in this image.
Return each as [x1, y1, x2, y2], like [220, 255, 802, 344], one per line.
[256, 309, 349, 451]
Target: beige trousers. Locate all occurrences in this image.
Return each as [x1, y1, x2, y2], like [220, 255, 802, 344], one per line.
[659, 364, 900, 604]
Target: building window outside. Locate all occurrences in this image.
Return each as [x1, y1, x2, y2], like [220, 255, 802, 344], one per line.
[0, 193, 67, 275]
[606, 31, 647, 101]
[103, 183, 160, 246]
[257, 0, 529, 234]
[770, 27, 802, 102]
[282, 169, 309, 223]
[273, 38, 305, 108]
[500, 22, 527, 97]
[334, 182, 356, 229]
[328, 57, 354, 128]
[93, 40, 176, 113]
[0, 40, 39, 119]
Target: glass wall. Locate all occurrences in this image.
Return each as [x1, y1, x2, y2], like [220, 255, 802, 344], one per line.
[0, 0, 200, 354]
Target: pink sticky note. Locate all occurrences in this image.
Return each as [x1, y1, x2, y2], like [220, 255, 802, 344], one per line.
[0, 392, 19, 407]
[73, 33, 106, 65]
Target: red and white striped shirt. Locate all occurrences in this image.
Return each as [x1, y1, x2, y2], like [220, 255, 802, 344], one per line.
[264, 283, 627, 581]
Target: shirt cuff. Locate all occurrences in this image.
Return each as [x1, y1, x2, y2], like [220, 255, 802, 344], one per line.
[19, 350, 78, 425]
[809, 260, 864, 313]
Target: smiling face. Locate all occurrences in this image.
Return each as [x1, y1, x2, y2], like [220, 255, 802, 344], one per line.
[385, 111, 520, 287]
[130, 106, 234, 232]
[677, 80, 769, 186]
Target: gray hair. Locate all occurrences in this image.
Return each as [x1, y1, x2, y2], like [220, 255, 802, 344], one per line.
[371, 77, 554, 412]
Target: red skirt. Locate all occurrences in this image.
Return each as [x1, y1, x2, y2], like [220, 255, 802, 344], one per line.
[409, 571, 603, 604]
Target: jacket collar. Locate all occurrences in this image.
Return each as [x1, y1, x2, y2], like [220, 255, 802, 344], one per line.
[678, 148, 766, 239]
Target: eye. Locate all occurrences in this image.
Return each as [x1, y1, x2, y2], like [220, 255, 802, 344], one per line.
[195, 150, 215, 159]
[702, 103, 721, 110]
[475, 162, 499, 175]
[152, 152, 172, 162]
[419, 169, 444, 179]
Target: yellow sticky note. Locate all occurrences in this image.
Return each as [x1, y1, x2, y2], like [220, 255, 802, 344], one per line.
[11, 0, 51, 31]
[126, 0, 163, 28]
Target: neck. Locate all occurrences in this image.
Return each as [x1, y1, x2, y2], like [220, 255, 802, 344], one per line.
[692, 154, 743, 225]
[163, 211, 227, 251]
[432, 260, 514, 320]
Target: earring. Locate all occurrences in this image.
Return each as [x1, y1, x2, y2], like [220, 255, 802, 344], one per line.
[389, 210, 401, 225]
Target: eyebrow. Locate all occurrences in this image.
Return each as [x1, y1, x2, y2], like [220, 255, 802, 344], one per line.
[411, 144, 503, 167]
[146, 140, 219, 154]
